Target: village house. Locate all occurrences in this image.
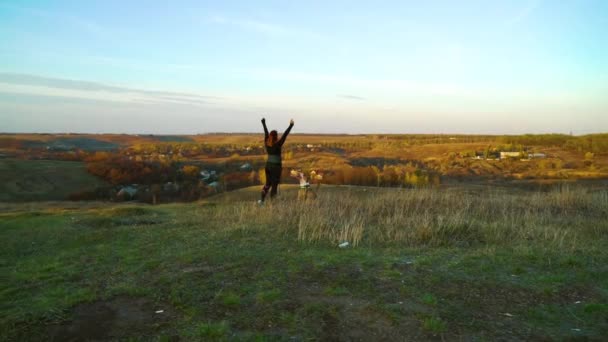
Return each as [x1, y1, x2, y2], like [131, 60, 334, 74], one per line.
[200, 170, 218, 182]
[117, 185, 138, 199]
[200, 170, 211, 181]
[500, 152, 522, 159]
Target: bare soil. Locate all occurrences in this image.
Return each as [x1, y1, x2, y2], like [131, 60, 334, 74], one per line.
[47, 296, 174, 341]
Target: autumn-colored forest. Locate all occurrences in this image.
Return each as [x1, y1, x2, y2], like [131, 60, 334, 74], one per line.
[1, 133, 607, 202]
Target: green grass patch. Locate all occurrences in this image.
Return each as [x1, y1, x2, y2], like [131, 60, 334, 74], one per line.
[422, 316, 447, 333]
[255, 289, 282, 304]
[323, 286, 350, 296]
[220, 293, 241, 307]
[584, 303, 608, 314]
[421, 293, 438, 306]
[196, 321, 230, 340]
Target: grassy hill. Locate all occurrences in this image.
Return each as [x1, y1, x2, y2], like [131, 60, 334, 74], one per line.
[1, 186, 607, 340]
[0, 159, 108, 202]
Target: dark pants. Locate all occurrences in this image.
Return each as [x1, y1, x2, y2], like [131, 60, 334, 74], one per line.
[261, 164, 282, 201]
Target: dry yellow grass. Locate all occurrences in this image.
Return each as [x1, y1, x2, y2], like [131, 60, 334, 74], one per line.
[211, 186, 608, 248]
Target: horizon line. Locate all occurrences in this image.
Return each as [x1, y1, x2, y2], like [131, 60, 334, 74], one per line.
[1, 131, 605, 137]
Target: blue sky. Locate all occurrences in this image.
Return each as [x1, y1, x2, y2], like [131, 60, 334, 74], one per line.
[1, 0, 607, 134]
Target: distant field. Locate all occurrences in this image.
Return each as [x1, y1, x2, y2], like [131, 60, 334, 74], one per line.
[0, 133, 195, 150]
[2, 132, 607, 205]
[0, 159, 107, 202]
[0, 132, 494, 147]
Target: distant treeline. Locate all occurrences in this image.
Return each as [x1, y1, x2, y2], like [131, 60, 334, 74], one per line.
[3, 133, 608, 153]
[322, 165, 440, 188]
[499, 134, 608, 153]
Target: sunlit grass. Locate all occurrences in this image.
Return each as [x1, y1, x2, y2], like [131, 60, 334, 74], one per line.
[212, 186, 607, 248]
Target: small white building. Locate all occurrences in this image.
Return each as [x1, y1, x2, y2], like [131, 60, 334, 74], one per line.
[117, 186, 138, 198]
[500, 152, 521, 159]
[528, 153, 546, 159]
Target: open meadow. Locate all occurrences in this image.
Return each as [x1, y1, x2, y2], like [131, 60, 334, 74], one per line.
[3, 1, 608, 339]
[2, 185, 607, 341]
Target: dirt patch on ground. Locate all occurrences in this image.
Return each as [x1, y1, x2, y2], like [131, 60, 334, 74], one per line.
[76, 209, 166, 229]
[286, 274, 428, 341]
[314, 295, 423, 341]
[47, 296, 175, 341]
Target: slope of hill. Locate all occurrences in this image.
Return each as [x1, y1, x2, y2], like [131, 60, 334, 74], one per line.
[0, 159, 108, 201]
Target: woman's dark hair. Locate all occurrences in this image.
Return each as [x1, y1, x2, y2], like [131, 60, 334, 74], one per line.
[266, 130, 278, 147]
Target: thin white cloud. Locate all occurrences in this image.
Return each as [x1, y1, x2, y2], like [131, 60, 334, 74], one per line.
[338, 94, 365, 101]
[506, 0, 543, 27]
[68, 55, 216, 74]
[209, 15, 288, 36]
[0, 3, 110, 39]
[0, 73, 219, 106]
[0, 94, 260, 134]
[207, 14, 321, 40]
[243, 68, 471, 96]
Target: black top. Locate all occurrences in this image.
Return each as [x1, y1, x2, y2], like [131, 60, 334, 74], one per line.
[263, 120, 293, 166]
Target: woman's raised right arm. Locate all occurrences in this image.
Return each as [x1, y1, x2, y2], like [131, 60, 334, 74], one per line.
[262, 118, 269, 139]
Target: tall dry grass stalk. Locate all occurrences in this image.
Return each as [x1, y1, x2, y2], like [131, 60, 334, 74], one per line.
[210, 186, 608, 248]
